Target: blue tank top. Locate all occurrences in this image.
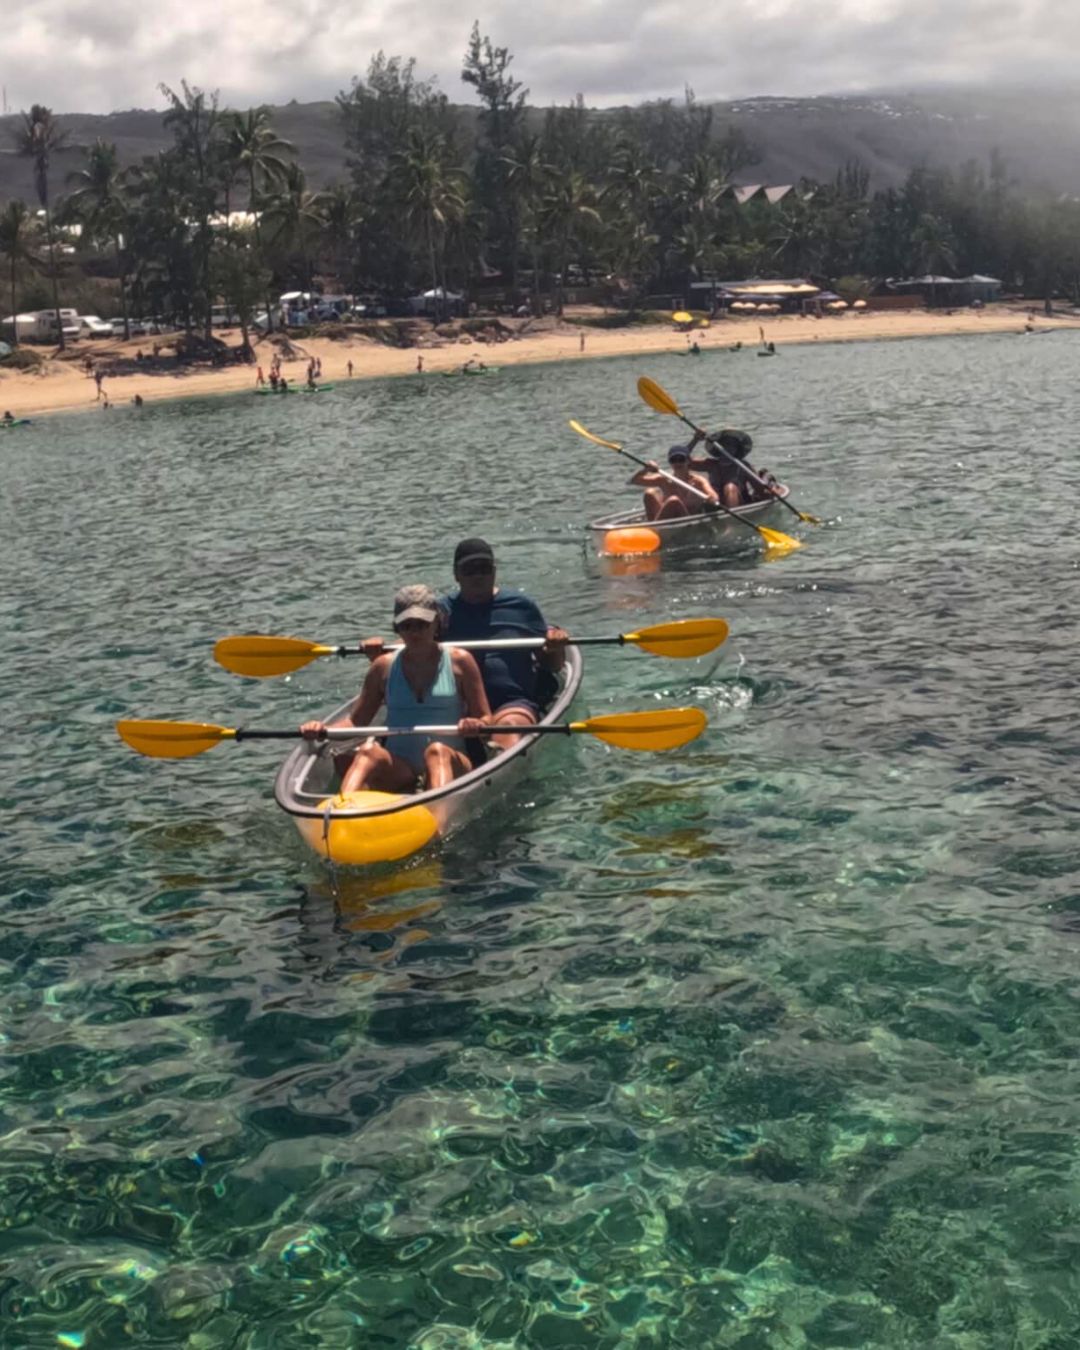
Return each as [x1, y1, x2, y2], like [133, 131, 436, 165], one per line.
[385, 647, 464, 773]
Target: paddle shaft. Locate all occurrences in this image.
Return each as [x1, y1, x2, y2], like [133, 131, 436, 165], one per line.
[319, 634, 668, 658]
[236, 723, 576, 743]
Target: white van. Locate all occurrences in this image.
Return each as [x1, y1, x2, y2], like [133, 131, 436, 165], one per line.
[79, 315, 113, 338]
[9, 309, 81, 343]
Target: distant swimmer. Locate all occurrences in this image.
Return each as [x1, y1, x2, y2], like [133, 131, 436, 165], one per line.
[133, 394, 144, 407]
[2, 410, 14, 424]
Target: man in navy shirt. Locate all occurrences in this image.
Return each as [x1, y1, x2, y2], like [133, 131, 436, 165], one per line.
[442, 538, 567, 747]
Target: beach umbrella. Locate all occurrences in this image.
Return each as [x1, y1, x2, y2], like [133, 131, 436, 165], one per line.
[672, 310, 693, 324]
[852, 299, 868, 309]
[831, 300, 849, 310]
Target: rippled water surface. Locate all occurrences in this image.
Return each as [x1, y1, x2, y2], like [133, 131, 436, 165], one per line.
[4, 332, 1080, 1347]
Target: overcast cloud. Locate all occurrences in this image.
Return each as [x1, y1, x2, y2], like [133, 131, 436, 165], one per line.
[2, 0, 1076, 114]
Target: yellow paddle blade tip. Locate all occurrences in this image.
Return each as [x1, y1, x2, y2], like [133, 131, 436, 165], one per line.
[602, 527, 661, 557]
[625, 618, 730, 658]
[116, 719, 233, 758]
[294, 791, 440, 866]
[214, 635, 335, 678]
[636, 376, 678, 416]
[577, 707, 708, 751]
[761, 530, 803, 557]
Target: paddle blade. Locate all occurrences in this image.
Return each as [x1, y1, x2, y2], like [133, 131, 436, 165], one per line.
[569, 419, 623, 451]
[796, 508, 824, 525]
[759, 525, 803, 557]
[574, 707, 707, 751]
[214, 635, 335, 677]
[117, 719, 234, 758]
[603, 526, 661, 557]
[637, 376, 680, 417]
[626, 618, 729, 658]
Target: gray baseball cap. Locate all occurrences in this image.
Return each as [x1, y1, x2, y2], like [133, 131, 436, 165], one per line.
[393, 584, 439, 625]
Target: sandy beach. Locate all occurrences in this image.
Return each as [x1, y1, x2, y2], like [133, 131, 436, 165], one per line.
[1, 304, 1076, 421]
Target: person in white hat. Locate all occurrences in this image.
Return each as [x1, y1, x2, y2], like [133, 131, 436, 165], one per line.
[301, 583, 492, 791]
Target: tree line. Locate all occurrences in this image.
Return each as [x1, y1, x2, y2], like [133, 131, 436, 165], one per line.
[3, 26, 1079, 353]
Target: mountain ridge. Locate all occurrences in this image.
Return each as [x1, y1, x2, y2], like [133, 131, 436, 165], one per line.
[0, 87, 1075, 203]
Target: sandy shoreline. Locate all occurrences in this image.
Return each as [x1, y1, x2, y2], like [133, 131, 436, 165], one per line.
[2, 304, 1076, 421]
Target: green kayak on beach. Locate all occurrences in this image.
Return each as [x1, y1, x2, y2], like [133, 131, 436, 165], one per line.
[0, 418, 31, 428]
[255, 384, 335, 395]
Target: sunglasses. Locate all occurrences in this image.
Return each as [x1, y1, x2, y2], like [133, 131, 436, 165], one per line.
[459, 559, 495, 576]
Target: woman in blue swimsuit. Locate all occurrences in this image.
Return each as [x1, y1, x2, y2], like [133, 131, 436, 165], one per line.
[301, 584, 492, 792]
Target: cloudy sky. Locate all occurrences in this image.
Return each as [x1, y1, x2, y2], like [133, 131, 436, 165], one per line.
[1, 0, 1073, 113]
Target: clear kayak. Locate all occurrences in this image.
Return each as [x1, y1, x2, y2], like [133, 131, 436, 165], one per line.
[274, 646, 584, 867]
[588, 487, 790, 554]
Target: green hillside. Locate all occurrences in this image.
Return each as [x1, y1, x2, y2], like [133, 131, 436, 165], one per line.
[1, 87, 1076, 204]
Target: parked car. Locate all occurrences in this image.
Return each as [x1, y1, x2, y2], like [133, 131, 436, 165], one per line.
[79, 315, 113, 339]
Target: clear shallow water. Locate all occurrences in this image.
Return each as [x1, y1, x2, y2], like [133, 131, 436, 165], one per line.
[3, 332, 1080, 1347]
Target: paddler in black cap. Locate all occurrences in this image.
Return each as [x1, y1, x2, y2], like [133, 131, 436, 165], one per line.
[688, 428, 760, 508]
[358, 539, 568, 749]
[441, 538, 568, 748]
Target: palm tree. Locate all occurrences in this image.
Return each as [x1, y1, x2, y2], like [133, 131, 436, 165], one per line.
[160, 82, 224, 339]
[0, 201, 37, 346]
[386, 129, 465, 321]
[316, 184, 360, 294]
[262, 164, 325, 297]
[15, 105, 66, 349]
[541, 170, 600, 315]
[677, 154, 725, 224]
[504, 134, 553, 314]
[911, 213, 957, 307]
[226, 108, 293, 330]
[66, 139, 133, 338]
[604, 137, 661, 217]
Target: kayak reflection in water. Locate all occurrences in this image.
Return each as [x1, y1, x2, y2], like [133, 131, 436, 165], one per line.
[301, 584, 492, 792]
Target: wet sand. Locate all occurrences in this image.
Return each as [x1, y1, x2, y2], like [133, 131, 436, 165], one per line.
[1, 305, 1075, 420]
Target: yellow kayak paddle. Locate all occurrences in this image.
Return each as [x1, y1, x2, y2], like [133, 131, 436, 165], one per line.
[570, 419, 801, 557]
[637, 376, 822, 526]
[117, 708, 709, 759]
[214, 618, 729, 678]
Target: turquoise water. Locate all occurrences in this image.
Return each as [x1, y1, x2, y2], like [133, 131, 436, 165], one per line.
[3, 332, 1080, 1347]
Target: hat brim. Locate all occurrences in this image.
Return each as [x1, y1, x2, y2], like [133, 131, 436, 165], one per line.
[455, 553, 495, 567]
[394, 606, 438, 625]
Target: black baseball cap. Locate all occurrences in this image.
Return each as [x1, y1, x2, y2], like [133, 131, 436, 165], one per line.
[453, 538, 495, 568]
